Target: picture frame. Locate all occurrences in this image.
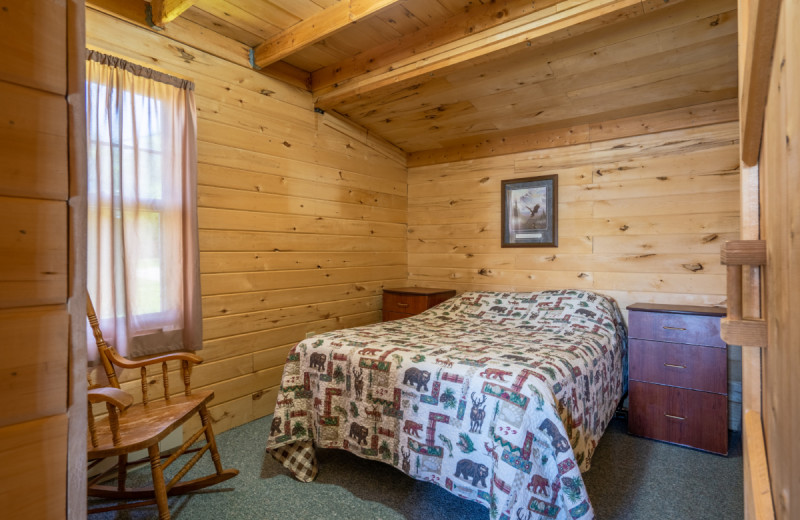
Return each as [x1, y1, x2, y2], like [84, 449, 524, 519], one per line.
[501, 174, 558, 248]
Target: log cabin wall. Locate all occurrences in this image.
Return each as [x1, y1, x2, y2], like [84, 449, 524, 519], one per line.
[407, 115, 742, 428]
[0, 0, 86, 517]
[86, 8, 408, 436]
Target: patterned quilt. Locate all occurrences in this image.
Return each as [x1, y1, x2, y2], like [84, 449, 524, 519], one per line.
[266, 289, 627, 520]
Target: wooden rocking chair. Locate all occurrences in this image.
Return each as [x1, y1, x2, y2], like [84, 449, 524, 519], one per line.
[86, 294, 238, 519]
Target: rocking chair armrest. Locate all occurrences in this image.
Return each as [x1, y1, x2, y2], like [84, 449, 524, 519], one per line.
[108, 350, 204, 370]
[88, 387, 134, 411]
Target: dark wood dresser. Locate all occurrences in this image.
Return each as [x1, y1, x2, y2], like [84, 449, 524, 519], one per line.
[382, 287, 456, 322]
[627, 303, 728, 455]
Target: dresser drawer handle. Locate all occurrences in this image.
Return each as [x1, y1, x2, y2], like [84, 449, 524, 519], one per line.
[396, 302, 409, 308]
[662, 326, 686, 331]
[664, 363, 686, 369]
[664, 414, 685, 421]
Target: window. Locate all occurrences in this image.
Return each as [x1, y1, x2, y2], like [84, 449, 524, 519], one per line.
[85, 50, 201, 361]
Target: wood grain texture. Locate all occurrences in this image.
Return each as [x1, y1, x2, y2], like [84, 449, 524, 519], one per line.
[721, 317, 768, 347]
[0, 307, 69, 427]
[627, 302, 727, 317]
[407, 99, 739, 167]
[151, 0, 196, 27]
[0, 197, 68, 308]
[628, 303, 729, 457]
[628, 310, 726, 348]
[328, 0, 738, 155]
[628, 380, 728, 455]
[739, 0, 782, 166]
[88, 391, 213, 458]
[407, 120, 738, 316]
[310, 0, 561, 92]
[87, 0, 254, 68]
[758, 0, 799, 516]
[382, 288, 456, 319]
[0, 0, 67, 94]
[67, 0, 89, 513]
[744, 410, 776, 520]
[721, 239, 767, 265]
[0, 415, 68, 519]
[94, 0, 739, 167]
[314, 0, 647, 110]
[629, 339, 727, 394]
[253, 0, 403, 68]
[0, 1, 83, 517]
[0, 82, 68, 199]
[87, 11, 407, 440]
[85, 302, 239, 517]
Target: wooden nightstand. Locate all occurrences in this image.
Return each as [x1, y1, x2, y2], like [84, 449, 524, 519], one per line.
[382, 287, 456, 322]
[627, 303, 728, 455]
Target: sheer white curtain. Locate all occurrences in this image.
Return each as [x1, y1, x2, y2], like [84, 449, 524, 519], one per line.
[85, 50, 201, 362]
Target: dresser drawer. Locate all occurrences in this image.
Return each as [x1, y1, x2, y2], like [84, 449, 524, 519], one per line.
[628, 310, 725, 347]
[383, 310, 413, 322]
[628, 381, 728, 454]
[629, 339, 727, 394]
[383, 292, 429, 314]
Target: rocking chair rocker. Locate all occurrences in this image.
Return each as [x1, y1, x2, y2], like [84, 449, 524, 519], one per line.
[86, 294, 238, 519]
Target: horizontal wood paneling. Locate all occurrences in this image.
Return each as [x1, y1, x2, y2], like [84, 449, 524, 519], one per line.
[0, 307, 69, 427]
[408, 119, 738, 314]
[202, 280, 394, 317]
[0, 1, 79, 517]
[0, 0, 67, 94]
[0, 82, 68, 200]
[0, 197, 68, 309]
[201, 251, 406, 273]
[0, 415, 68, 519]
[87, 9, 407, 438]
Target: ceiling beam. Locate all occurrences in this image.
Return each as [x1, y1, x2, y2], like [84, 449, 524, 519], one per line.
[314, 0, 653, 111]
[88, 0, 148, 24]
[252, 0, 403, 70]
[311, 0, 561, 93]
[150, 0, 196, 28]
[738, 0, 781, 166]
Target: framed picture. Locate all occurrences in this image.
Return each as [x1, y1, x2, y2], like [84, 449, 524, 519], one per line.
[501, 174, 558, 247]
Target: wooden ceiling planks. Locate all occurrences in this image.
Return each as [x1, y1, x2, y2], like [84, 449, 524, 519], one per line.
[190, 0, 283, 42]
[95, 0, 740, 162]
[180, 7, 265, 47]
[310, 0, 558, 93]
[326, 2, 738, 152]
[311, 0, 653, 110]
[232, 0, 303, 29]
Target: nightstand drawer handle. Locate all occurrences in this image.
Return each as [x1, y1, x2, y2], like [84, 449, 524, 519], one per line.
[664, 363, 686, 369]
[664, 414, 685, 421]
[662, 326, 686, 331]
[396, 302, 409, 307]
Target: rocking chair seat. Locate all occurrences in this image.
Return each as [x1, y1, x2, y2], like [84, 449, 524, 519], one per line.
[86, 292, 238, 519]
[88, 390, 215, 459]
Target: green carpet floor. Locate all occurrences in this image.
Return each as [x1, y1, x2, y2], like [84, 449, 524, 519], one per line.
[89, 415, 743, 519]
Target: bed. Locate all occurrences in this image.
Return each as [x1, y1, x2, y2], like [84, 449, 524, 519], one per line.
[266, 289, 627, 519]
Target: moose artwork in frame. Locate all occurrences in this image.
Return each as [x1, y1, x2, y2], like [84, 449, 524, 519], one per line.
[501, 174, 558, 247]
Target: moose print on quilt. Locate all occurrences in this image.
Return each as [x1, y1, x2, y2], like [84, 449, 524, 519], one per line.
[266, 289, 627, 520]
